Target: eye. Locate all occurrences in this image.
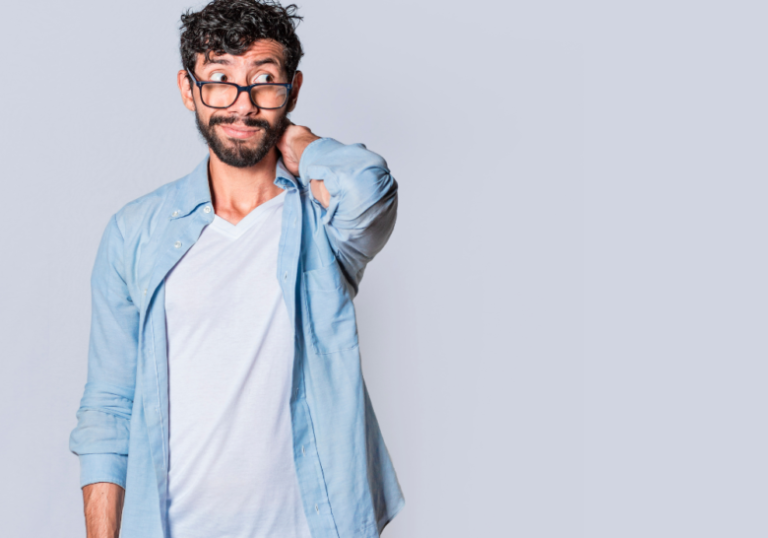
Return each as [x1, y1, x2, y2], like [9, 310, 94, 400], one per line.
[209, 72, 227, 82]
[254, 73, 273, 83]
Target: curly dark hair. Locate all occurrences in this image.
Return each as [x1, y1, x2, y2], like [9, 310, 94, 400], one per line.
[180, 0, 304, 80]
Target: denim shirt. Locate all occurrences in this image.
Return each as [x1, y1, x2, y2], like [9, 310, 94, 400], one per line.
[68, 138, 405, 538]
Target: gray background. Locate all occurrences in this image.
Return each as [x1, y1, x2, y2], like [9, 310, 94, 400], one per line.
[0, 0, 765, 536]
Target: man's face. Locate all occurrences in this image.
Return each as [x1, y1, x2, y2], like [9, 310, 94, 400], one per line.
[181, 39, 297, 168]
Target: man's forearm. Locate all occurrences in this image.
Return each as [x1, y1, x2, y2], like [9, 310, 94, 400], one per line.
[83, 482, 125, 538]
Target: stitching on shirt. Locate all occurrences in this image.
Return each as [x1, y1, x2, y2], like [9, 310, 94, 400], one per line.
[77, 407, 132, 421]
[358, 520, 378, 534]
[149, 306, 168, 473]
[301, 260, 360, 355]
[301, 396, 342, 538]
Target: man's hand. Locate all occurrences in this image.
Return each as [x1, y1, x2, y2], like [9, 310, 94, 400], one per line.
[82, 482, 125, 538]
[276, 121, 320, 177]
[276, 122, 330, 208]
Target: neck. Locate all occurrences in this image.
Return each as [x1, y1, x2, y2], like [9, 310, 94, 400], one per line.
[207, 147, 284, 225]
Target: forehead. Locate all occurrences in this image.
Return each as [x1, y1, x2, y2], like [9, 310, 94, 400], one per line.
[198, 38, 286, 70]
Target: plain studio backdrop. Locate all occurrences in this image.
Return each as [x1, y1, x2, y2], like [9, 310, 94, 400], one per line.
[1, 0, 766, 536]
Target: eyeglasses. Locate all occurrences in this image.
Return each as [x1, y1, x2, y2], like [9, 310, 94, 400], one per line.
[186, 68, 294, 110]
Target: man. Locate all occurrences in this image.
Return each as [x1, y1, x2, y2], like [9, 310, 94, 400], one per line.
[68, 1, 405, 536]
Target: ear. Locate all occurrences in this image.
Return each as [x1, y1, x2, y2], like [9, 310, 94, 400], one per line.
[177, 70, 196, 112]
[286, 70, 303, 113]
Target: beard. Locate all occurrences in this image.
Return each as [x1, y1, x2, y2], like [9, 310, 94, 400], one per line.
[194, 108, 289, 168]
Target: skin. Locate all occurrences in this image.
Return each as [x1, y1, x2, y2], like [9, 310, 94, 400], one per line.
[81, 39, 332, 537]
[177, 38, 329, 224]
[81, 483, 124, 538]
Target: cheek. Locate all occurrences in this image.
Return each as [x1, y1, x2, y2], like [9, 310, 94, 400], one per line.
[261, 110, 282, 126]
[199, 109, 218, 127]
[194, 109, 215, 132]
[269, 110, 290, 130]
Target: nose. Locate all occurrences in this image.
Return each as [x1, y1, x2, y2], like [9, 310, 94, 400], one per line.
[228, 87, 259, 115]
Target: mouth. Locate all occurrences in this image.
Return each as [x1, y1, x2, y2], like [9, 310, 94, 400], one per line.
[218, 124, 262, 140]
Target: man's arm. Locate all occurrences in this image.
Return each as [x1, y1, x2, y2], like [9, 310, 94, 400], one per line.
[82, 483, 125, 538]
[69, 214, 138, 533]
[278, 125, 399, 295]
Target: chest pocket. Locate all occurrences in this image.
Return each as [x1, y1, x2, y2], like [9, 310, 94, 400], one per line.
[302, 258, 359, 355]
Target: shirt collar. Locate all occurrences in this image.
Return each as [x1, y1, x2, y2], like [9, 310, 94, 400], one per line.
[175, 153, 298, 218]
[275, 156, 299, 190]
[175, 153, 212, 218]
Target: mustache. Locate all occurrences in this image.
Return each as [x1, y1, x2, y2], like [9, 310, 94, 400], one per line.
[208, 115, 271, 129]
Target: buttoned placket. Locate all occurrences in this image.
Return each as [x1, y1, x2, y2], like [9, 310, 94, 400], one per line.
[140, 199, 216, 537]
[274, 174, 340, 536]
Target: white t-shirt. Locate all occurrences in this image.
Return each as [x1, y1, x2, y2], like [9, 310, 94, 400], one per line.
[164, 189, 312, 538]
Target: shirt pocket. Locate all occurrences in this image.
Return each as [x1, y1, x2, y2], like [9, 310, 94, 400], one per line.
[302, 258, 359, 355]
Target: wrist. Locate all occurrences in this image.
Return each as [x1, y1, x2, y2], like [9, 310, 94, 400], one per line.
[295, 132, 321, 157]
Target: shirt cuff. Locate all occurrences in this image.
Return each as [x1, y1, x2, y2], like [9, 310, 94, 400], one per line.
[298, 137, 346, 225]
[298, 137, 344, 186]
[79, 453, 128, 489]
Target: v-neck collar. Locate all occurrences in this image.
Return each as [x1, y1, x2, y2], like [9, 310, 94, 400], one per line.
[210, 189, 286, 239]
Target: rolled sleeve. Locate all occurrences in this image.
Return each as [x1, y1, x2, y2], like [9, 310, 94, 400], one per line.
[69, 214, 138, 490]
[298, 137, 398, 294]
[78, 453, 129, 489]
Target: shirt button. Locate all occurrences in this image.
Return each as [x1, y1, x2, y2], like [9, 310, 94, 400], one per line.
[203, 206, 211, 213]
[174, 241, 182, 249]
[315, 504, 319, 514]
[284, 272, 288, 280]
[301, 445, 305, 455]
[143, 289, 147, 296]
[171, 210, 179, 217]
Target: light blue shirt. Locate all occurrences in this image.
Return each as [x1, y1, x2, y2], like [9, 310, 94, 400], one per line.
[69, 138, 405, 538]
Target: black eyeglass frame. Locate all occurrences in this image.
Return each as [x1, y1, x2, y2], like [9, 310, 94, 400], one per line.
[186, 68, 294, 110]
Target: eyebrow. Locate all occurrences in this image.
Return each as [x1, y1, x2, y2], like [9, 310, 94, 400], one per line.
[202, 56, 283, 69]
[251, 57, 281, 68]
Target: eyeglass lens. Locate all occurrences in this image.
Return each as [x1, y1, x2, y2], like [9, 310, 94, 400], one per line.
[201, 83, 289, 109]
